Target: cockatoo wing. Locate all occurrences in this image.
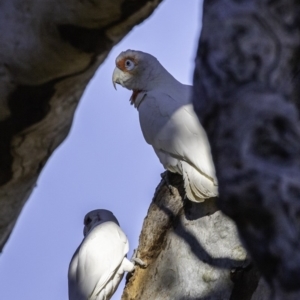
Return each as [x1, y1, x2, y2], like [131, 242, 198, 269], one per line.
[68, 247, 82, 299]
[69, 221, 129, 300]
[138, 88, 217, 184]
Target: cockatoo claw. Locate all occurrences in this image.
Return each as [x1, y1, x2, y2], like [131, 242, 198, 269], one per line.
[130, 249, 147, 268]
[160, 171, 174, 195]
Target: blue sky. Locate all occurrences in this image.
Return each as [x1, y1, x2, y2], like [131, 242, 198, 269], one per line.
[0, 1, 202, 299]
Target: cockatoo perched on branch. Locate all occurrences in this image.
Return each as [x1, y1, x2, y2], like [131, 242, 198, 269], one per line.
[68, 209, 136, 300]
[112, 50, 218, 202]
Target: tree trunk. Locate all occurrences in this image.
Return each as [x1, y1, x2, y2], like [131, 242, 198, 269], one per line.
[122, 173, 271, 299]
[0, 0, 163, 251]
[193, 1, 300, 298]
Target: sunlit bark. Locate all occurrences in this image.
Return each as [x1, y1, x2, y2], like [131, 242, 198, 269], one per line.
[122, 173, 270, 299]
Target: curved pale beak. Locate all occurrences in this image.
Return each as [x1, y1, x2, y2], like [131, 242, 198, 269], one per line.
[112, 67, 122, 90]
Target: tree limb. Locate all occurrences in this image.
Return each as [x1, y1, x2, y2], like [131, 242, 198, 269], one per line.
[122, 172, 270, 299]
[0, 0, 163, 251]
[194, 0, 300, 297]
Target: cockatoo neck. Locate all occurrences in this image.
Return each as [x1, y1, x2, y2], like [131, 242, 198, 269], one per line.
[84, 219, 115, 236]
[130, 90, 143, 106]
[129, 65, 182, 109]
[143, 65, 180, 91]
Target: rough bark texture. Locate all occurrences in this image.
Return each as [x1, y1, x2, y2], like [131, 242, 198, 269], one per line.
[193, 1, 300, 298]
[0, 0, 163, 251]
[122, 173, 271, 299]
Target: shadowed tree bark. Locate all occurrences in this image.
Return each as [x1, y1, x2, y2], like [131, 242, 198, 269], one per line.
[193, 1, 300, 299]
[122, 173, 270, 300]
[0, 0, 163, 251]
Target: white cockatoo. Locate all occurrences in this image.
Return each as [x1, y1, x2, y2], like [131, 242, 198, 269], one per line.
[112, 50, 218, 202]
[68, 209, 135, 300]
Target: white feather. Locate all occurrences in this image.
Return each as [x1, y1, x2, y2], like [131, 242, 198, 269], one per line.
[68, 210, 134, 300]
[113, 50, 218, 202]
[138, 87, 218, 201]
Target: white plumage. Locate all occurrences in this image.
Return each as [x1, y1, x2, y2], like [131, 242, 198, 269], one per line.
[112, 50, 218, 202]
[68, 209, 134, 300]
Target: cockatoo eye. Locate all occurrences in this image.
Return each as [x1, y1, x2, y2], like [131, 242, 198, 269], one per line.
[125, 59, 134, 71]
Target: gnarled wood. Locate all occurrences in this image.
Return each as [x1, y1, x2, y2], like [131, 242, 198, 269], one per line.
[194, 0, 300, 298]
[122, 173, 270, 299]
[0, 0, 163, 251]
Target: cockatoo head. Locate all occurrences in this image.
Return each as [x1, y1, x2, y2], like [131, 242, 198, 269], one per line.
[112, 50, 165, 105]
[83, 209, 119, 236]
[112, 49, 158, 90]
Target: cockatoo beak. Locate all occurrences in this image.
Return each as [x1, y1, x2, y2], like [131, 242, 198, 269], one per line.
[112, 67, 122, 90]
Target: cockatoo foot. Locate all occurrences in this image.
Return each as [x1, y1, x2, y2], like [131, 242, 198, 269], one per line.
[130, 249, 147, 268]
[160, 171, 174, 195]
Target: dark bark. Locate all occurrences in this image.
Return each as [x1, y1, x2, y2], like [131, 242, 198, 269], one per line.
[0, 0, 163, 251]
[193, 1, 300, 298]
